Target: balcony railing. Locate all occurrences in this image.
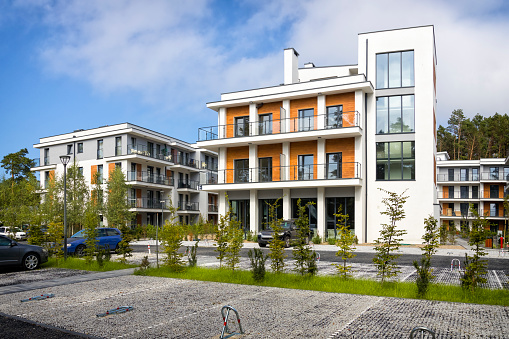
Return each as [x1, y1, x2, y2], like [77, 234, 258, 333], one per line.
[204, 171, 218, 184]
[177, 179, 199, 190]
[178, 201, 199, 211]
[480, 190, 503, 199]
[201, 162, 218, 171]
[210, 162, 361, 184]
[129, 198, 167, 209]
[437, 173, 480, 182]
[198, 111, 360, 141]
[208, 204, 218, 212]
[480, 172, 509, 181]
[127, 171, 173, 186]
[173, 154, 201, 169]
[437, 190, 479, 199]
[128, 144, 174, 162]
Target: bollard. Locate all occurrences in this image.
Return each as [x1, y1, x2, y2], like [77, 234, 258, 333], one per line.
[409, 326, 435, 338]
[450, 258, 461, 272]
[21, 293, 55, 302]
[148, 244, 151, 254]
[220, 305, 244, 339]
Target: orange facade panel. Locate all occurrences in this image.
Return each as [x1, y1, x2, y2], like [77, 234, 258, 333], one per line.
[289, 97, 317, 132]
[290, 140, 317, 180]
[226, 146, 249, 183]
[91, 165, 97, 184]
[325, 93, 356, 127]
[258, 101, 282, 133]
[108, 163, 115, 179]
[226, 106, 249, 138]
[325, 138, 355, 178]
[443, 186, 448, 198]
[258, 143, 282, 182]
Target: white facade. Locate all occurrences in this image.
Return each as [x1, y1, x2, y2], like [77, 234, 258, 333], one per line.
[32, 123, 218, 228]
[198, 26, 438, 243]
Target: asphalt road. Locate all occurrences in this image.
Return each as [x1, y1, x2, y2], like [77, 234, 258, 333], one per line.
[131, 245, 509, 272]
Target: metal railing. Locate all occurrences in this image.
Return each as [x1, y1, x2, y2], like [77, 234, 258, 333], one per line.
[480, 190, 503, 199]
[213, 162, 361, 184]
[127, 144, 174, 162]
[437, 173, 480, 182]
[437, 190, 479, 199]
[198, 111, 360, 141]
[178, 201, 199, 211]
[173, 154, 201, 169]
[129, 198, 168, 209]
[480, 172, 509, 181]
[127, 171, 173, 186]
[177, 179, 199, 190]
[201, 161, 218, 171]
[208, 204, 218, 212]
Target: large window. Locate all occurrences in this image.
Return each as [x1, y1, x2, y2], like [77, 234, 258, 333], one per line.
[460, 186, 469, 199]
[115, 137, 122, 156]
[490, 203, 499, 217]
[77, 143, 83, 154]
[259, 199, 282, 230]
[234, 159, 249, 183]
[97, 164, 103, 184]
[298, 155, 314, 180]
[258, 114, 272, 135]
[235, 116, 249, 137]
[490, 185, 499, 198]
[448, 168, 454, 181]
[298, 109, 314, 131]
[258, 157, 272, 182]
[376, 141, 415, 180]
[326, 197, 355, 238]
[97, 140, 103, 159]
[460, 168, 469, 181]
[472, 186, 479, 199]
[292, 198, 317, 233]
[376, 95, 414, 134]
[326, 152, 342, 179]
[376, 51, 414, 89]
[326, 105, 343, 129]
[472, 168, 479, 181]
[490, 167, 499, 180]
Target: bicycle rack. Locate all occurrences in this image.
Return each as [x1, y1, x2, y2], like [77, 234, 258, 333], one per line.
[409, 326, 436, 338]
[450, 258, 461, 272]
[315, 252, 321, 263]
[220, 305, 244, 339]
[21, 293, 55, 302]
[96, 306, 134, 317]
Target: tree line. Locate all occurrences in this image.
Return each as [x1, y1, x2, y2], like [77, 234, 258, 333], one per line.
[437, 110, 509, 160]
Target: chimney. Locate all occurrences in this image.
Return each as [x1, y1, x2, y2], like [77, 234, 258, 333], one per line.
[304, 62, 315, 68]
[284, 48, 299, 85]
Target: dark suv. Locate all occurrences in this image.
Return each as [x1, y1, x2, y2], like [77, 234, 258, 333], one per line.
[257, 220, 310, 248]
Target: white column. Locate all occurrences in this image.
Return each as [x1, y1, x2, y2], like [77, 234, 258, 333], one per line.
[317, 94, 325, 130]
[282, 100, 290, 133]
[249, 103, 258, 136]
[317, 138, 325, 179]
[354, 186, 365, 243]
[218, 148, 227, 184]
[249, 144, 257, 182]
[250, 190, 258, 233]
[317, 187, 326, 239]
[282, 142, 290, 181]
[283, 188, 291, 220]
[218, 191, 228, 216]
[355, 90, 363, 128]
[218, 107, 226, 139]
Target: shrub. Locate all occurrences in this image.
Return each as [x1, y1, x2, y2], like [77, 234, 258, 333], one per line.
[187, 241, 198, 267]
[327, 237, 336, 245]
[267, 198, 286, 273]
[334, 205, 356, 279]
[248, 248, 268, 282]
[311, 233, 322, 245]
[292, 199, 317, 276]
[413, 215, 440, 297]
[161, 221, 186, 272]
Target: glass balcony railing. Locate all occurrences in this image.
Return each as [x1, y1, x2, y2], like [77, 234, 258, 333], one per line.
[127, 144, 174, 162]
[437, 173, 480, 182]
[177, 179, 199, 190]
[198, 111, 360, 141]
[129, 198, 168, 209]
[178, 201, 199, 211]
[127, 171, 174, 186]
[208, 162, 361, 184]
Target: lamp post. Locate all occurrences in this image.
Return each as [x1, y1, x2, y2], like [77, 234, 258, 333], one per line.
[60, 155, 71, 260]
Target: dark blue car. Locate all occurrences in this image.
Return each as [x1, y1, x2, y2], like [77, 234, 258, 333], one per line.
[66, 227, 122, 256]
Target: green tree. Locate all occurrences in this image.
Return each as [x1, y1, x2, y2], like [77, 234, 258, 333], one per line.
[373, 189, 408, 283]
[413, 215, 440, 297]
[292, 199, 317, 276]
[461, 205, 490, 291]
[214, 213, 230, 267]
[161, 220, 186, 272]
[44, 221, 64, 260]
[333, 205, 356, 278]
[1, 148, 35, 184]
[65, 164, 90, 235]
[82, 204, 99, 263]
[248, 248, 268, 282]
[267, 198, 286, 273]
[225, 217, 243, 271]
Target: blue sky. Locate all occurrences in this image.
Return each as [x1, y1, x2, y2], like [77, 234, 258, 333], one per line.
[1, 0, 508, 172]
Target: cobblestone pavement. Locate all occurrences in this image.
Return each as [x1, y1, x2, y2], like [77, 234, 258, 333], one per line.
[0, 275, 507, 338]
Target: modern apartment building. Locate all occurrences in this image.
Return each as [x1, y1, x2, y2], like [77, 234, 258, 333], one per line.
[436, 151, 508, 234]
[31, 123, 218, 228]
[197, 26, 438, 243]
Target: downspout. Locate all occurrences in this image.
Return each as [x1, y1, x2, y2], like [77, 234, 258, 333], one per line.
[364, 38, 369, 243]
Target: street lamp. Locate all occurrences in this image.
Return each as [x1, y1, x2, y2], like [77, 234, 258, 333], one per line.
[156, 191, 165, 269]
[60, 155, 71, 260]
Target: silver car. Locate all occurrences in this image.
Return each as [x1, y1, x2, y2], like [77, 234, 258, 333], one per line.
[0, 235, 48, 270]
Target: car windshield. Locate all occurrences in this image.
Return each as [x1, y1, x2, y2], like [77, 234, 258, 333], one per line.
[71, 230, 86, 238]
[280, 221, 292, 229]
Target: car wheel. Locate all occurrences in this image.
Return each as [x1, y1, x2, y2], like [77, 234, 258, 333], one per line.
[284, 236, 290, 248]
[75, 245, 86, 257]
[23, 253, 40, 270]
[259, 243, 266, 248]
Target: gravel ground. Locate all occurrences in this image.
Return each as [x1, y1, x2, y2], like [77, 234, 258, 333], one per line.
[0, 268, 91, 287]
[0, 275, 508, 338]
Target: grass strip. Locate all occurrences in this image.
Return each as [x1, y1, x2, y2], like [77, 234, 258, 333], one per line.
[42, 257, 137, 271]
[136, 266, 509, 307]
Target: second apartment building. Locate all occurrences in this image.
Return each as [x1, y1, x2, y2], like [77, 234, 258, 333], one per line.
[198, 26, 438, 243]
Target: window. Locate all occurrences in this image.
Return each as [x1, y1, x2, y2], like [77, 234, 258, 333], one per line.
[97, 140, 103, 159]
[298, 155, 314, 180]
[376, 141, 415, 180]
[460, 203, 469, 216]
[376, 95, 414, 134]
[298, 109, 314, 131]
[234, 116, 249, 137]
[472, 168, 479, 181]
[490, 203, 499, 217]
[147, 166, 154, 183]
[44, 171, 50, 188]
[147, 142, 154, 157]
[259, 199, 282, 230]
[505, 167, 509, 181]
[77, 143, 83, 153]
[258, 114, 272, 135]
[449, 186, 454, 199]
[448, 168, 454, 181]
[326, 105, 343, 129]
[67, 144, 73, 155]
[326, 152, 342, 179]
[490, 185, 499, 198]
[97, 165, 103, 184]
[490, 167, 499, 180]
[115, 137, 122, 156]
[376, 51, 414, 89]
[44, 148, 49, 166]
[460, 186, 469, 199]
[472, 186, 479, 199]
[115, 162, 121, 169]
[292, 198, 317, 232]
[258, 157, 272, 182]
[131, 137, 136, 148]
[326, 197, 355, 238]
[78, 167, 84, 176]
[460, 168, 469, 181]
[234, 159, 249, 183]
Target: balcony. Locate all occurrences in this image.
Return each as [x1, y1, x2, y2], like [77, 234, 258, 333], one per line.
[198, 111, 360, 141]
[173, 154, 201, 169]
[127, 171, 173, 186]
[437, 190, 479, 199]
[129, 198, 167, 209]
[212, 162, 361, 185]
[208, 204, 218, 212]
[437, 173, 479, 182]
[480, 172, 509, 181]
[177, 179, 199, 190]
[31, 157, 56, 169]
[178, 201, 199, 211]
[127, 144, 174, 163]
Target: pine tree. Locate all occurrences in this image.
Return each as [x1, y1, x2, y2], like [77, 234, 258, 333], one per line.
[334, 205, 356, 278]
[292, 199, 317, 276]
[413, 216, 440, 297]
[267, 198, 286, 273]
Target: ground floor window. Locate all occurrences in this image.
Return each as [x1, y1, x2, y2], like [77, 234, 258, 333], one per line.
[230, 200, 250, 234]
[291, 198, 317, 234]
[376, 141, 415, 180]
[259, 199, 283, 230]
[326, 197, 355, 238]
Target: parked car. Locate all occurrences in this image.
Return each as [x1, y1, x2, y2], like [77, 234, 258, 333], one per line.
[0, 226, 27, 241]
[0, 235, 48, 270]
[257, 220, 310, 248]
[66, 228, 122, 256]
